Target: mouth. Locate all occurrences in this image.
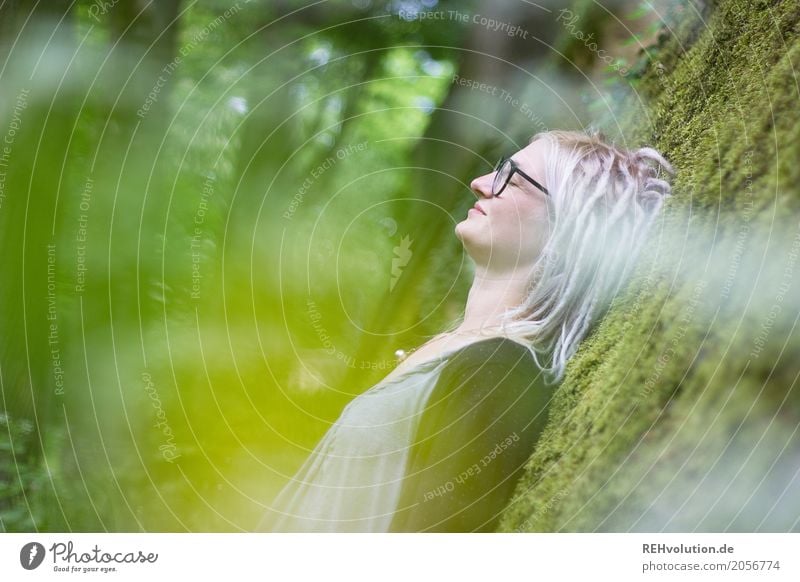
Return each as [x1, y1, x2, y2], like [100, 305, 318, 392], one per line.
[471, 203, 487, 215]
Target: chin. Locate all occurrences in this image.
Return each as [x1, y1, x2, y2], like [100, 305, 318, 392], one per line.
[454, 224, 485, 261]
[454, 220, 475, 246]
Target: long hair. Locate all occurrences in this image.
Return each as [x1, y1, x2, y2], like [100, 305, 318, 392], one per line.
[435, 129, 675, 384]
[510, 129, 675, 382]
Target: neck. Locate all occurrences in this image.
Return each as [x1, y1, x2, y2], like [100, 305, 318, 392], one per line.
[455, 263, 532, 334]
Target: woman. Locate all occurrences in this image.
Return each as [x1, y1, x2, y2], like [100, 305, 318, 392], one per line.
[258, 129, 675, 532]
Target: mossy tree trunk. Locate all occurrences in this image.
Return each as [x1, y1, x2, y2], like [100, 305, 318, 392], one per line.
[500, 0, 800, 532]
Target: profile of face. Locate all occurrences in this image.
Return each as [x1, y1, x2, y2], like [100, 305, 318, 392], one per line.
[455, 139, 552, 274]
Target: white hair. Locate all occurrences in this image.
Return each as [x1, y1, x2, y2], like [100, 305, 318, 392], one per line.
[505, 129, 675, 382]
[437, 129, 675, 384]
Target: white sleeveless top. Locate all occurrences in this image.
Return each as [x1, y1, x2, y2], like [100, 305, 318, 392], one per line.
[257, 343, 479, 532]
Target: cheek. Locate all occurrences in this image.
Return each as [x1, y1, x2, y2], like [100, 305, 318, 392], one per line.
[491, 205, 549, 253]
[492, 203, 545, 233]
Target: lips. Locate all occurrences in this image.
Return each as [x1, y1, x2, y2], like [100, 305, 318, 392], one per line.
[472, 203, 487, 215]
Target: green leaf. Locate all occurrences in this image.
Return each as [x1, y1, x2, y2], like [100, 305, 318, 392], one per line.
[622, 34, 643, 47]
[626, 1, 653, 20]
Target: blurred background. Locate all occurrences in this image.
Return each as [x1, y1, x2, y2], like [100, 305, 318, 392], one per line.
[2, 0, 799, 532]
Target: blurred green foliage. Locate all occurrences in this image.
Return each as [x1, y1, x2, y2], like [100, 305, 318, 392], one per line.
[1, 0, 489, 531]
[7, 0, 793, 535]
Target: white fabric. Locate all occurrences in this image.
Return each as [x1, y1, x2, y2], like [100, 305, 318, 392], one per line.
[258, 343, 476, 532]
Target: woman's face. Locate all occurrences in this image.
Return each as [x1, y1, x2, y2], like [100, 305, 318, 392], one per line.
[455, 139, 552, 272]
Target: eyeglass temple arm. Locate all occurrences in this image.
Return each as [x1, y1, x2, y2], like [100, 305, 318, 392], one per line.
[515, 166, 549, 196]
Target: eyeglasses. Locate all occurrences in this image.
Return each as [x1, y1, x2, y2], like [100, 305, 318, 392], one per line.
[492, 156, 549, 197]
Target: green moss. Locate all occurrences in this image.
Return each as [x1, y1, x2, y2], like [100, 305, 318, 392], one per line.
[499, 0, 800, 532]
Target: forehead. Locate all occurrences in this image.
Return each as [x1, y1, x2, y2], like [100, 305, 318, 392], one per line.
[511, 139, 547, 177]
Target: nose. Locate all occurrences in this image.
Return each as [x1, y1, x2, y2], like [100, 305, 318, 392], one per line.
[470, 173, 494, 199]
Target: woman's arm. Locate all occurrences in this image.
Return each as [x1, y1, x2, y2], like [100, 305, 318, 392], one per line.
[389, 337, 556, 532]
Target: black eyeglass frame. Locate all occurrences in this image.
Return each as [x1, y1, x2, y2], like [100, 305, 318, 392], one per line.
[492, 156, 550, 197]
